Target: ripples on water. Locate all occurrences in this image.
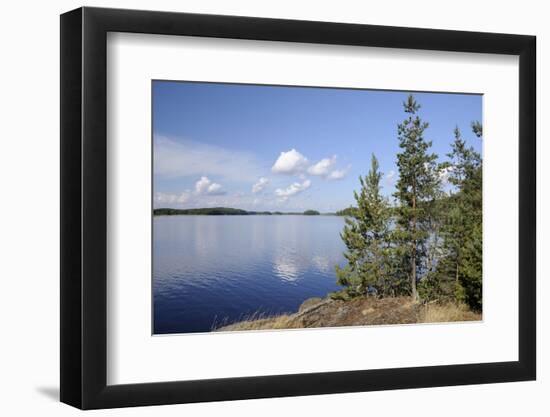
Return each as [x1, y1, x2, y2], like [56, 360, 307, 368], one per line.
[153, 215, 346, 334]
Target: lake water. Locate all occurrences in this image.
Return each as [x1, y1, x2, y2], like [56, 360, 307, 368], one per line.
[153, 215, 346, 334]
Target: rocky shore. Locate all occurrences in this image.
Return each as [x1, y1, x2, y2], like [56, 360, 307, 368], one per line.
[215, 296, 481, 332]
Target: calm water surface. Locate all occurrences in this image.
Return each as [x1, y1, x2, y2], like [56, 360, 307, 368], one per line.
[153, 215, 346, 334]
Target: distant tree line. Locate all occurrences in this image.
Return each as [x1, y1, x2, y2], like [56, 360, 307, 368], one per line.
[154, 207, 322, 216]
[335, 207, 359, 217]
[154, 207, 249, 216]
[335, 95, 482, 311]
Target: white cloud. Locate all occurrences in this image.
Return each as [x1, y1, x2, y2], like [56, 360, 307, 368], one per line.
[154, 189, 282, 211]
[272, 150, 349, 181]
[327, 170, 344, 180]
[275, 179, 311, 199]
[308, 156, 336, 176]
[195, 176, 226, 195]
[326, 167, 350, 180]
[154, 135, 263, 182]
[195, 176, 211, 193]
[271, 149, 308, 175]
[386, 170, 396, 186]
[178, 193, 191, 203]
[252, 177, 269, 193]
[439, 166, 454, 185]
[207, 183, 223, 194]
[306, 155, 349, 180]
[154, 191, 191, 205]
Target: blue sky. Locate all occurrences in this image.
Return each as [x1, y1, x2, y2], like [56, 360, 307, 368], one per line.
[153, 81, 482, 212]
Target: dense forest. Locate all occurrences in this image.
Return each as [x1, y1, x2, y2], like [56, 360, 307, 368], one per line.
[335, 95, 483, 311]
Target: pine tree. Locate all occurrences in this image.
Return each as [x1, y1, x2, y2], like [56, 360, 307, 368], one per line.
[460, 221, 482, 309]
[336, 154, 392, 296]
[471, 120, 483, 138]
[459, 123, 483, 310]
[440, 125, 482, 308]
[335, 96, 482, 312]
[418, 192, 454, 302]
[393, 95, 440, 301]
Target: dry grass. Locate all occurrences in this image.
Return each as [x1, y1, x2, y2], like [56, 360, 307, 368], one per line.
[217, 314, 297, 331]
[214, 297, 481, 332]
[418, 302, 481, 323]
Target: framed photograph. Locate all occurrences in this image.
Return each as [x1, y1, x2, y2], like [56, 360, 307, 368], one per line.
[60, 7, 536, 409]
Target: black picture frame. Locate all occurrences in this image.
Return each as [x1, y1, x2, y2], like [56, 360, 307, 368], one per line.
[60, 6, 536, 410]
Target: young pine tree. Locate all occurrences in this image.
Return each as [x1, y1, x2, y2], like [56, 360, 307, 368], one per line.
[417, 192, 453, 303]
[457, 123, 483, 310]
[336, 154, 392, 297]
[393, 95, 440, 301]
[432, 123, 482, 309]
[442, 126, 482, 298]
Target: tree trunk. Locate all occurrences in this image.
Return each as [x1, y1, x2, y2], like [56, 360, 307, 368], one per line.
[411, 182, 417, 301]
[454, 260, 460, 302]
[411, 243, 417, 300]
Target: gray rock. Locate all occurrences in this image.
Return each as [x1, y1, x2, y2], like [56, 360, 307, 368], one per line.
[299, 297, 323, 312]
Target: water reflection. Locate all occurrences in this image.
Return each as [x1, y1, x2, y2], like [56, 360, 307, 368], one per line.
[153, 215, 346, 334]
[312, 255, 330, 273]
[273, 255, 301, 282]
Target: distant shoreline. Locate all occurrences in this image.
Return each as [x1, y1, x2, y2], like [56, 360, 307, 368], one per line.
[153, 207, 343, 216]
